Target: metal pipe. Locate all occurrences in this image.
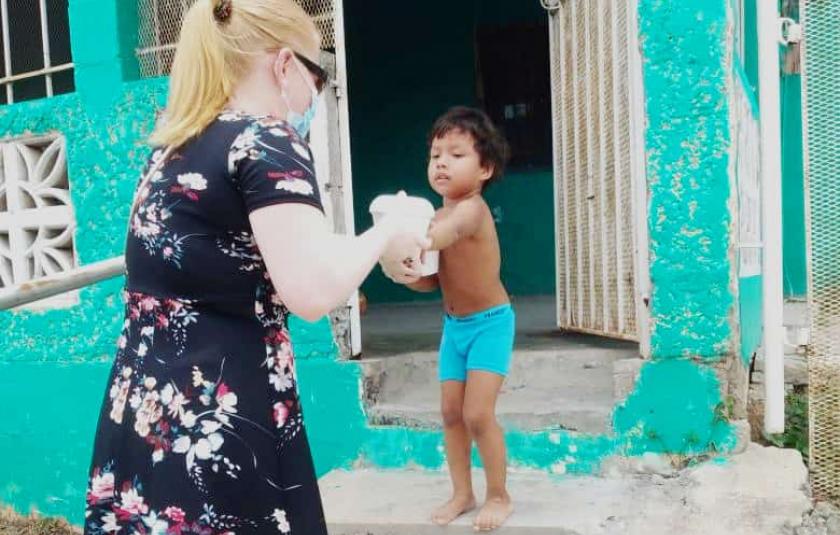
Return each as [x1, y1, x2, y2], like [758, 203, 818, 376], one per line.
[0, 256, 125, 310]
[1, 0, 14, 103]
[0, 63, 73, 87]
[757, 1, 785, 434]
[38, 0, 53, 97]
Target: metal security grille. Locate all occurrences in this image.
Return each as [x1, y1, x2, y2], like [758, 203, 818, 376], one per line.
[548, 0, 640, 340]
[802, 0, 840, 504]
[0, 0, 74, 104]
[136, 0, 336, 78]
[302, 0, 335, 50]
[136, 0, 194, 78]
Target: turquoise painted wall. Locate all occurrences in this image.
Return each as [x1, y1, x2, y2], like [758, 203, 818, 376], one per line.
[735, 0, 807, 299]
[344, 0, 555, 304]
[743, 0, 759, 92]
[781, 74, 807, 297]
[0, 0, 748, 526]
[629, 0, 739, 436]
[0, 0, 342, 524]
[642, 3, 735, 361]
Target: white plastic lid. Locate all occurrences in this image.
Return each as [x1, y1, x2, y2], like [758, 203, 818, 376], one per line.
[369, 190, 435, 219]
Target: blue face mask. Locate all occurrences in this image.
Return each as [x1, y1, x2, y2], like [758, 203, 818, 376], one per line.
[282, 58, 319, 138]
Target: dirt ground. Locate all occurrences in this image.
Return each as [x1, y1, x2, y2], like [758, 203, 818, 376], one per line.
[0, 507, 79, 535]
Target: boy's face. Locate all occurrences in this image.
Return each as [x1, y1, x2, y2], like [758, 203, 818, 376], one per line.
[427, 129, 493, 199]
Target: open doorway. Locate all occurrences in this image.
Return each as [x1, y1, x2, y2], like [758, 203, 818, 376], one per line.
[343, 1, 558, 353]
[337, 0, 645, 435]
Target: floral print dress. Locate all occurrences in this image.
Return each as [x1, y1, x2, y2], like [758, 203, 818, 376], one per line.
[85, 111, 328, 535]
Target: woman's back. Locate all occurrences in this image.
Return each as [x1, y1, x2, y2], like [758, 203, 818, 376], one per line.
[127, 111, 322, 315]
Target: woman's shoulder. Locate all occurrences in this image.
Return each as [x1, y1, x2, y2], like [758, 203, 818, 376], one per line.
[216, 110, 304, 143]
[222, 111, 315, 178]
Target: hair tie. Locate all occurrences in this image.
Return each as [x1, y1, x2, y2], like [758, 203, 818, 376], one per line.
[213, 0, 233, 23]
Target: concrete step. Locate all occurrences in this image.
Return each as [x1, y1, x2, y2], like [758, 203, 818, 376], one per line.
[320, 444, 810, 535]
[361, 345, 638, 435]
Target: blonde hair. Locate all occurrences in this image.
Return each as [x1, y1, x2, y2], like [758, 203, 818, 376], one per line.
[150, 0, 320, 148]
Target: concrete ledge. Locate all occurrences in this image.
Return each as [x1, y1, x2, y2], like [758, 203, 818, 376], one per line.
[321, 444, 810, 535]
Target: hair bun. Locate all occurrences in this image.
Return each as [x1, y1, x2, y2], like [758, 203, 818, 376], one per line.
[213, 0, 233, 23]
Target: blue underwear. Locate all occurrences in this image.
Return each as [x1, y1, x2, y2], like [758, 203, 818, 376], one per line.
[438, 304, 516, 382]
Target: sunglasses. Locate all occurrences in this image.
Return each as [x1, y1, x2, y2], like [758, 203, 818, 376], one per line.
[294, 52, 329, 94]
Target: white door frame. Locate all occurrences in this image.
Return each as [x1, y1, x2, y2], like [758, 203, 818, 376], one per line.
[309, 0, 362, 358]
[627, 0, 651, 358]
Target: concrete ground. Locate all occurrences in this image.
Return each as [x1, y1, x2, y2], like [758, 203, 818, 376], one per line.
[321, 444, 813, 535]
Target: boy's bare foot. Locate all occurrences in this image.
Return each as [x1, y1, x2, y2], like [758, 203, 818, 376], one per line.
[473, 495, 513, 531]
[431, 494, 477, 526]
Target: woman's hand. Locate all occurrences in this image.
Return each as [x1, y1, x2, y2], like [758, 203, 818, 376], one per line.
[379, 254, 419, 285]
[250, 204, 430, 321]
[377, 216, 431, 284]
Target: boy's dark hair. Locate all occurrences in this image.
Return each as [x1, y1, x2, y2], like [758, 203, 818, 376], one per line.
[428, 106, 510, 189]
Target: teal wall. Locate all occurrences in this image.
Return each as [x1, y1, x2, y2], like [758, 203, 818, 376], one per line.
[736, 0, 807, 299]
[0, 0, 751, 526]
[0, 0, 342, 524]
[344, 0, 555, 304]
[781, 72, 806, 298]
[776, 1, 807, 298]
[643, 3, 735, 361]
[629, 0, 739, 435]
[742, 0, 759, 92]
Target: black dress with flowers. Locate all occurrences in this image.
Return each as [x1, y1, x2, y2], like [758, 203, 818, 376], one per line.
[84, 111, 328, 535]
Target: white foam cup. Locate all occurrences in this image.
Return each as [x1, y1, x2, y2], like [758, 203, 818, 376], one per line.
[369, 191, 438, 276]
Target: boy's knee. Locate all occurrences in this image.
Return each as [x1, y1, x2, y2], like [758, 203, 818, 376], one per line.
[441, 404, 464, 427]
[463, 410, 493, 436]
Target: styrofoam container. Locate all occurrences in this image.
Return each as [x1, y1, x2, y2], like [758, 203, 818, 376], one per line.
[369, 191, 438, 276]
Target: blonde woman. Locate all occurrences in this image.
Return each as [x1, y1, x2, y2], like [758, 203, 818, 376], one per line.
[84, 1, 425, 533]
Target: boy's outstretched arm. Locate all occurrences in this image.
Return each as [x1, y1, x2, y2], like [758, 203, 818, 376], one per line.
[428, 198, 484, 251]
[407, 274, 439, 292]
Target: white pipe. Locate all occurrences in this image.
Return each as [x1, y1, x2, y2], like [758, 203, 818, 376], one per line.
[757, 0, 785, 434]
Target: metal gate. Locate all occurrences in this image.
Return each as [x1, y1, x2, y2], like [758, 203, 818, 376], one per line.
[546, 0, 648, 344]
[136, 0, 339, 77]
[802, 0, 840, 503]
